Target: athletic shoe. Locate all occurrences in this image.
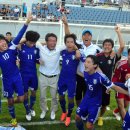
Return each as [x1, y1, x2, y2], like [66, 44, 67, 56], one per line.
[40, 111, 46, 119]
[98, 117, 103, 126]
[113, 111, 121, 121]
[60, 112, 67, 121]
[10, 118, 17, 127]
[65, 117, 71, 127]
[106, 106, 110, 111]
[31, 109, 36, 117]
[50, 111, 55, 120]
[26, 113, 31, 121]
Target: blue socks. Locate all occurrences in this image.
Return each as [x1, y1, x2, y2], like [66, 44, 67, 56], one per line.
[67, 103, 74, 117]
[59, 99, 66, 113]
[23, 98, 30, 114]
[76, 120, 84, 130]
[30, 96, 36, 110]
[8, 106, 15, 118]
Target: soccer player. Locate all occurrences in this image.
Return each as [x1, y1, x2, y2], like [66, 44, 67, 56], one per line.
[112, 48, 130, 120]
[0, 14, 32, 126]
[5, 32, 13, 44]
[18, 31, 40, 121]
[58, 34, 80, 126]
[96, 25, 124, 125]
[75, 55, 128, 130]
[62, 16, 102, 106]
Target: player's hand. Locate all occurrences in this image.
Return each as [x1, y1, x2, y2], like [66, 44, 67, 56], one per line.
[125, 73, 130, 80]
[115, 25, 121, 33]
[110, 50, 116, 58]
[106, 88, 111, 94]
[39, 59, 44, 65]
[75, 50, 81, 59]
[25, 12, 33, 25]
[62, 15, 68, 25]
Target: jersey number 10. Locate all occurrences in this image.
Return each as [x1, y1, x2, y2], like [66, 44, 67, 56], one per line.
[2, 53, 9, 60]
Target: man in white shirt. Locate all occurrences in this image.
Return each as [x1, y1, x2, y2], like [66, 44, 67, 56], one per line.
[36, 33, 65, 120]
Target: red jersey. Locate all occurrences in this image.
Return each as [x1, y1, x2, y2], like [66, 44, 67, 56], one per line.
[112, 59, 130, 83]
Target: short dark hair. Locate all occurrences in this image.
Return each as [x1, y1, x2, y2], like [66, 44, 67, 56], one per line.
[64, 34, 81, 49]
[26, 31, 40, 42]
[0, 34, 6, 41]
[103, 39, 114, 48]
[6, 32, 12, 36]
[128, 48, 130, 54]
[86, 55, 99, 69]
[45, 33, 57, 42]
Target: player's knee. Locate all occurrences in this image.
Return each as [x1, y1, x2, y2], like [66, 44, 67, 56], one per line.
[118, 102, 124, 109]
[31, 91, 36, 97]
[24, 93, 28, 99]
[75, 115, 81, 122]
[8, 99, 14, 106]
[19, 96, 24, 103]
[86, 122, 94, 130]
[68, 98, 74, 104]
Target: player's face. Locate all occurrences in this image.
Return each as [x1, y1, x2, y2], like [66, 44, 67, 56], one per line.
[82, 33, 92, 47]
[103, 42, 113, 53]
[84, 57, 96, 73]
[0, 39, 8, 52]
[47, 36, 57, 50]
[65, 37, 75, 51]
[6, 34, 12, 41]
[26, 41, 36, 48]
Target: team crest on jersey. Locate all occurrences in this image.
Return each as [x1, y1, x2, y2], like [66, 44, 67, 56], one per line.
[108, 60, 112, 65]
[93, 79, 97, 84]
[22, 50, 25, 53]
[34, 50, 37, 54]
[72, 55, 75, 60]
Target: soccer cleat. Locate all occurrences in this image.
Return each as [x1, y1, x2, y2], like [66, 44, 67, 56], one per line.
[113, 111, 121, 121]
[106, 106, 110, 111]
[10, 118, 17, 127]
[31, 109, 36, 117]
[40, 111, 46, 119]
[98, 117, 103, 126]
[60, 112, 67, 121]
[50, 111, 55, 120]
[26, 113, 31, 121]
[65, 117, 71, 127]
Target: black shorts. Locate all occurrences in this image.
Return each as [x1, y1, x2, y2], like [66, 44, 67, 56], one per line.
[102, 85, 110, 106]
[75, 74, 87, 101]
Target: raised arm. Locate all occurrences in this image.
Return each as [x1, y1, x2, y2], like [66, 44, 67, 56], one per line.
[12, 13, 32, 46]
[115, 25, 125, 57]
[62, 15, 71, 35]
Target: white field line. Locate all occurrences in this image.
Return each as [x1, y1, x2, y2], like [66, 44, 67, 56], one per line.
[1, 98, 52, 103]
[0, 117, 117, 126]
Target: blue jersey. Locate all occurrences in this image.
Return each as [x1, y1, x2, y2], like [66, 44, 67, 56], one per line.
[84, 71, 113, 105]
[18, 44, 40, 74]
[0, 24, 28, 79]
[60, 50, 79, 79]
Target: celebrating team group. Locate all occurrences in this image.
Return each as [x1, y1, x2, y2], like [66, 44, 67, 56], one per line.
[0, 13, 129, 130]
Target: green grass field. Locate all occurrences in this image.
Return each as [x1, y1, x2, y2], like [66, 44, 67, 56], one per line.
[0, 71, 123, 130]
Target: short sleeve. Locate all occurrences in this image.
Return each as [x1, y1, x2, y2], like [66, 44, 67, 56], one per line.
[100, 73, 113, 89]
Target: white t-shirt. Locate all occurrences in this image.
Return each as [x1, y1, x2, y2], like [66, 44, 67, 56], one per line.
[77, 41, 102, 74]
[36, 42, 65, 75]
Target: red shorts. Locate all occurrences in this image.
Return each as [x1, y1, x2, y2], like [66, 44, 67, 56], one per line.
[116, 92, 130, 101]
